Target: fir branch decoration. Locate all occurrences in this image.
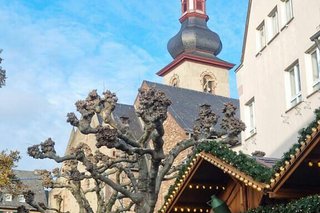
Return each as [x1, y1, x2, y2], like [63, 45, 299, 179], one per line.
[197, 141, 273, 183]
[272, 107, 320, 173]
[245, 195, 320, 213]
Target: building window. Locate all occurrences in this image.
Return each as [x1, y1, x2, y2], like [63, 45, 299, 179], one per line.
[256, 22, 266, 51]
[195, 0, 204, 12]
[246, 98, 256, 136]
[18, 194, 25, 203]
[171, 78, 179, 87]
[286, 62, 302, 107]
[202, 75, 216, 94]
[3, 193, 12, 202]
[170, 74, 180, 87]
[182, 0, 188, 13]
[311, 48, 320, 90]
[268, 8, 279, 39]
[284, 0, 293, 23]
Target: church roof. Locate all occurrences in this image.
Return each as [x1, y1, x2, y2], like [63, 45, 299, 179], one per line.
[112, 103, 144, 140]
[0, 170, 47, 210]
[143, 81, 239, 133]
[167, 16, 222, 59]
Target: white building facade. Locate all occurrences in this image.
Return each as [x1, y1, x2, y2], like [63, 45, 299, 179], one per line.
[236, 0, 320, 157]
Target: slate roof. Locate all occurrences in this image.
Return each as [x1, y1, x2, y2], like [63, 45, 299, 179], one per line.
[253, 156, 279, 168]
[186, 51, 232, 64]
[167, 16, 222, 59]
[0, 170, 47, 210]
[144, 81, 240, 133]
[112, 103, 143, 140]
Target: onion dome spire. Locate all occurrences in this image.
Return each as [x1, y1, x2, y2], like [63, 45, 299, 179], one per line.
[167, 0, 222, 59]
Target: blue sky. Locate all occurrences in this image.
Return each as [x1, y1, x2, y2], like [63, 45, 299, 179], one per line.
[0, 0, 248, 170]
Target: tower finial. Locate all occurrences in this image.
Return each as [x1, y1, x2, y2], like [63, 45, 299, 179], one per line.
[180, 0, 208, 23]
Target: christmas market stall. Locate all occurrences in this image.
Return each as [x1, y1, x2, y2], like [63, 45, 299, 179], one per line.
[160, 109, 320, 213]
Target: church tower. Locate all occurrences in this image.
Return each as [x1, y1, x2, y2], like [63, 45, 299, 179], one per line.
[157, 0, 234, 97]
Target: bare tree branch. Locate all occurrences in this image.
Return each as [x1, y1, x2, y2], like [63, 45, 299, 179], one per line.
[26, 87, 244, 213]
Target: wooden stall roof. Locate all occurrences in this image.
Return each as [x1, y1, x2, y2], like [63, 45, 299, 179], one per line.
[160, 117, 320, 212]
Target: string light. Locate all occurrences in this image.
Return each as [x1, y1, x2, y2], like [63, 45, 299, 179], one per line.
[188, 184, 225, 190]
[171, 207, 211, 213]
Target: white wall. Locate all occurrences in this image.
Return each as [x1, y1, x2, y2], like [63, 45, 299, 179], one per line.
[236, 0, 320, 157]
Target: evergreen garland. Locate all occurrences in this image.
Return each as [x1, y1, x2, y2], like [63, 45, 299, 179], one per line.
[244, 195, 320, 213]
[272, 107, 320, 173]
[196, 141, 273, 183]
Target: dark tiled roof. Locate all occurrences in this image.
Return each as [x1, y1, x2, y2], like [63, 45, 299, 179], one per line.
[0, 170, 47, 210]
[144, 81, 239, 133]
[186, 51, 231, 64]
[113, 103, 143, 140]
[253, 157, 279, 168]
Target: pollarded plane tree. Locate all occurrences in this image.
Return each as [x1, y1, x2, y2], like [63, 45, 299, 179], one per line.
[0, 151, 20, 189]
[25, 87, 245, 213]
[0, 49, 6, 88]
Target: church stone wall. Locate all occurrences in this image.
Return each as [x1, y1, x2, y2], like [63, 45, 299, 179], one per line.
[163, 61, 230, 97]
[155, 112, 190, 210]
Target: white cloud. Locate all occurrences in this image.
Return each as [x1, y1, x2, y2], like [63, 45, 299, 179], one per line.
[0, 1, 164, 170]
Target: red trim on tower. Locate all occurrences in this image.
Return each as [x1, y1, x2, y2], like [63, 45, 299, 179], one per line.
[156, 53, 235, 77]
[180, 12, 209, 23]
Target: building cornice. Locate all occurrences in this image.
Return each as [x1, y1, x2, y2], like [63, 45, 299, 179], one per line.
[235, 0, 252, 73]
[179, 12, 209, 23]
[156, 53, 235, 77]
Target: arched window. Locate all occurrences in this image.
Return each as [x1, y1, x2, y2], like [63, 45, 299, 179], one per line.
[182, 0, 188, 13]
[195, 0, 205, 12]
[172, 78, 178, 87]
[170, 74, 180, 87]
[202, 74, 216, 93]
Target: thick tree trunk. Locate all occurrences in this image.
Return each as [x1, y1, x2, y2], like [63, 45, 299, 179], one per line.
[134, 199, 154, 213]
